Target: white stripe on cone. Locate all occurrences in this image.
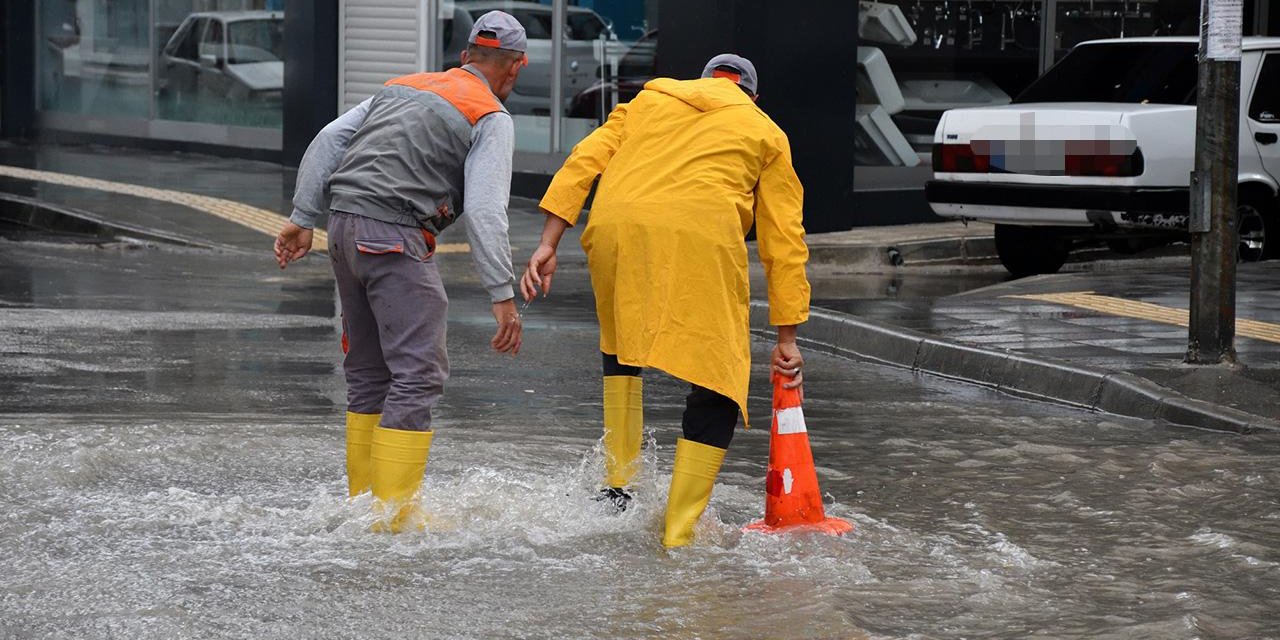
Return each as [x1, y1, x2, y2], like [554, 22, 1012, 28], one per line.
[775, 406, 807, 435]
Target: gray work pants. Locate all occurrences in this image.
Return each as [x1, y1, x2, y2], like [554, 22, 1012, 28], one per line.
[328, 211, 448, 431]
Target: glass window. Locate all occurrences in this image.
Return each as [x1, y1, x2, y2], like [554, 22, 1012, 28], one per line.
[201, 19, 223, 59]
[447, 0, 634, 152]
[38, 0, 151, 119]
[154, 2, 285, 129]
[228, 17, 284, 64]
[1053, 0, 1198, 62]
[1249, 54, 1280, 123]
[853, 0, 1036, 168]
[496, 9, 552, 39]
[846, 0, 1214, 171]
[1016, 41, 1198, 105]
[168, 18, 201, 61]
[560, 0, 658, 149]
[567, 12, 609, 40]
[446, 1, 555, 151]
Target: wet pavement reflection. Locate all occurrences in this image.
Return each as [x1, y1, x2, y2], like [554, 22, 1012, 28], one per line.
[818, 263, 1280, 421]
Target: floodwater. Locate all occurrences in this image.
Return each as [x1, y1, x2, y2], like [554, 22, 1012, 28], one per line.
[2, 239, 1279, 639]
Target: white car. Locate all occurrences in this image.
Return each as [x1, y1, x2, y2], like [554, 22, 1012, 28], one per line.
[449, 1, 615, 116]
[927, 37, 1280, 276]
[159, 11, 283, 104]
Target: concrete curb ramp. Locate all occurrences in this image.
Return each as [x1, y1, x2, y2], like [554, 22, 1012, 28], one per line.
[0, 193, 241, 251]
[750, 302, 1280, 434]
[807, 235, 997, 267]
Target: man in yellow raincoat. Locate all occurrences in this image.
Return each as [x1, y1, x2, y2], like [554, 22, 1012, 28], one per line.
[519, 54, 810, 548]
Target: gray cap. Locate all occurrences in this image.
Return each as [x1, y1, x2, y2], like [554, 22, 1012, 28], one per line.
[469, 10, 528, 53]
[701, 53, 758, 95]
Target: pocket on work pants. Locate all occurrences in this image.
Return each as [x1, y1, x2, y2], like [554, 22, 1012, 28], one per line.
[355, 228, 434, 262]
[355, 238, 407, 256]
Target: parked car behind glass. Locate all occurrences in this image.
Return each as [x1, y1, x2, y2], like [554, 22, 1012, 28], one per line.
[159, 11, 284, 107]
[568, 29, 657, 123]
[446, 1, 615, 116]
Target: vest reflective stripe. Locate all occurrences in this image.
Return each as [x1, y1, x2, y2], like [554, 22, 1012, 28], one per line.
[385, 68, 503, 126]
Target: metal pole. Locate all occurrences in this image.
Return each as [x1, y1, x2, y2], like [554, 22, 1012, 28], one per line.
[338, 0, 347, 113]
[1186, 0, 1242, 365]
[550, 0, 565, 153]
[1039, 0, 1058, 74]
[423, 0, 441, 72]
[149, 0, 157, 121]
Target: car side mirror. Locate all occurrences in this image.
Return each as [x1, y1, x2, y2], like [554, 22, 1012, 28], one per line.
[200, 53, 220, 69]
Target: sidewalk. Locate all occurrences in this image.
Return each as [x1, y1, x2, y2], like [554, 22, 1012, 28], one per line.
[0, 140, 553, 255]
[784, 263, 1280, 432]
[3, 140, 1276, 432]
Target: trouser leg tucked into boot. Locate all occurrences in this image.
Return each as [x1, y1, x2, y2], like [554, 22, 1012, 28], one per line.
[603, 374, 643, 491]
[345, 412, 379, 497]
[662, 437, 727, 548]
[370, 426, 433, 533]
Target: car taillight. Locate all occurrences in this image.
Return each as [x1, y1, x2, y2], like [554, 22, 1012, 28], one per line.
[933, 143, 990, 173]
[932, 141, 1143, 177]
[1064, 144, 1144, 177]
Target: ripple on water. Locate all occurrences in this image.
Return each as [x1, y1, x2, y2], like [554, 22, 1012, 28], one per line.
[5, 411, 1280, 638]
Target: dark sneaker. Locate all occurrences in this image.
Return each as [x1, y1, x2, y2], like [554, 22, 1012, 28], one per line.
[594, 487, 632, 513]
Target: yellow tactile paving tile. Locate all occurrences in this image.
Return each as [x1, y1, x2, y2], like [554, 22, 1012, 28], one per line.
[1007, 291, 1280, 345]
[0, 164, 471, 255]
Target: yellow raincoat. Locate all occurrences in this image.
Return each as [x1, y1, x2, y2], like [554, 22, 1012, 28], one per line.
[539, 77, 810, 425]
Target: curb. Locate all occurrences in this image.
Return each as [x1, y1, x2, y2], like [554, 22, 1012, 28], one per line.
[751, 302, 1280, 434]
[0, 193, 241, 252]
[806, 235, 997, 268]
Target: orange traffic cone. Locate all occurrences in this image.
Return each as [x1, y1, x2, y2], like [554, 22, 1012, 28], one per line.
[745, 372, 854, 536]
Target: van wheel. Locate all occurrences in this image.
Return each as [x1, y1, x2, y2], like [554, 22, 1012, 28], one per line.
[1237, 197, 1277, 262]
[994, 224, 1069, 277]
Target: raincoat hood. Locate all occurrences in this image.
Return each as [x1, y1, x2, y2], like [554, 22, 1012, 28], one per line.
[643, 77, 755, 113]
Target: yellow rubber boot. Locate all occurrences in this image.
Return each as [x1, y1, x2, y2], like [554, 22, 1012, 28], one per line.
[370, 426, 433, 534]
[345, 412, 379, 497]
[603, 375, 643, 489]
[662, 438, 727, 548]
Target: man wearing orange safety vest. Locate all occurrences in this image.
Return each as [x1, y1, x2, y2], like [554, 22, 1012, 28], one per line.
[520, 54, 810, 548]
[273, 12, 528, 533]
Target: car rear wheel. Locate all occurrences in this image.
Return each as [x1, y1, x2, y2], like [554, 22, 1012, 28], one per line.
[1237, 197, 1277, 262]
[994, 224, 1070, 277]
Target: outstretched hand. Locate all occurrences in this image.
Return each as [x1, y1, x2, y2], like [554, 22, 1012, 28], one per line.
[490, 299, 523, 355]
[520, 243, 558, 302]
[273, 222, 314, 269]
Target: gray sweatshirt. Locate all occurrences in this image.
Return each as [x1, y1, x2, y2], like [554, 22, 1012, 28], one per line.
[290, 90, 517, 303]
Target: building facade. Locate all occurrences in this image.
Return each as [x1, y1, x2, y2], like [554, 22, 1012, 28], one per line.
[1, 1, 1276, 231]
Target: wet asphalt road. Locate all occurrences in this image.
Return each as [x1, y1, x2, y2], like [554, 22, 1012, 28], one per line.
[2, 220, 1279, 638]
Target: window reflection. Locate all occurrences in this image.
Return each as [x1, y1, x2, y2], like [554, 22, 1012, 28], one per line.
[37, 0, 285, 131]
[450, 1, 614, 119]
[567, 28, 655, 125]
[852, 0, 1202, 169]
[39, 0, 151, 119]
[556, 1, 659, 149]
[156, 5, 284, 128]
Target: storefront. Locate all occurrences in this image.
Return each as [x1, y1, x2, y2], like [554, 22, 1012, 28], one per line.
[851, 0, 1276, 226]
[3, 1, 1276, 230]
[336, 1, 656, 162]
[29, 0, 287, 151]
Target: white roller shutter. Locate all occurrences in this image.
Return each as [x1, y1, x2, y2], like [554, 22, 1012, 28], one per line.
[339, 0, 423, 111]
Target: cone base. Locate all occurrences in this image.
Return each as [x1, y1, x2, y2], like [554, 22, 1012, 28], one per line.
[743, 517, 855, 537]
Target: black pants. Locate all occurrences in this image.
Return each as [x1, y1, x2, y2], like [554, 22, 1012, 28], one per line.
[602, 352, 738, 449]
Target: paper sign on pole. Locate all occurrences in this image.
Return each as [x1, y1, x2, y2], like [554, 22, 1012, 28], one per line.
[1205, 0, 1244, 61]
